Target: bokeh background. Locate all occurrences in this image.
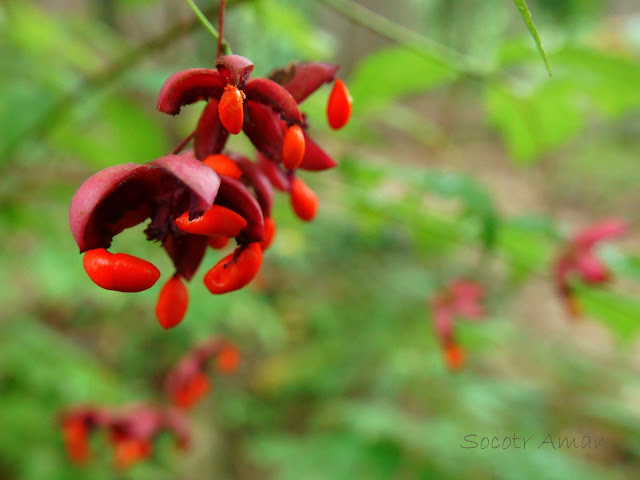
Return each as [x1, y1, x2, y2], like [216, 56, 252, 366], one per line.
[2, 0, 640, 478]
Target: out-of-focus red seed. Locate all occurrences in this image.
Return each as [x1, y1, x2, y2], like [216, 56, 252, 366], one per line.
[203, 243, 262, 294]
[216, 344, 241, 374]
[282, 124, 306, 170]
[173, 372, 211, 410]
[175, 205, 247, 237]
[565, 293, 582, 319]
[63, 421, 90, 464]
[208, 236, 230, 249]
[203, 154, 243, 180]
[444, 343, 465, 371]
[218, 85, 244, 134]
[259, 217, 276, 251]
[327, 79, 352, 130]
[290, 178, 318, 222]
[113, 438, 153, 470]
[156, 275, 189, 330]
[83, 248, 160, 292]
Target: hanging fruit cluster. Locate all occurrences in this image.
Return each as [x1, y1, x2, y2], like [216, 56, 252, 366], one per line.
[69, 55, 352, 329]
[61, 337, 240, 469]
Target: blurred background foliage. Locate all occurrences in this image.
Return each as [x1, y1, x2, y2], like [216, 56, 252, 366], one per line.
[2, 0, 640, 479]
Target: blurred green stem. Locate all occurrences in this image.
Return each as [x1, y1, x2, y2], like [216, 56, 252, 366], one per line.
[6, 0, 248, 159]
[185, 0, 232, 55]
[316, 0, 479, 77]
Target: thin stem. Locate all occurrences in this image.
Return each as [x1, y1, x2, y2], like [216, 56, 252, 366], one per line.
[171, 131, 195, 155]
[185, 0, 231, 55]
[5, 0, 247, 159]
[185, 0, 219, 40]
[217, 0, 226, 58]
[316, 0, 476, 75]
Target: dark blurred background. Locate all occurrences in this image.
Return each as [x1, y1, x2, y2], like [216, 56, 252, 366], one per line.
[2, 0, 640, 478]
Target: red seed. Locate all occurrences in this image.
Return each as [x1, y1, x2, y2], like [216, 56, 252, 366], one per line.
[218, 85, 244, 134]
[83, 248, 160, 292]
[156, 275, 189, 330]
[63, 420, 90, 464]
[282, 124, 306, 170]
[216, 344, 241, 374]
[327, 79, 352, 130]
[444, 343, 465, 371]
[565, 292, 582, 319]
[208, 236, 230, 249]
[203, 243, 262, 294]
[175, 205, 247, 237]
[173, 372, 210, 410]
[203, 154, 243, 180]
[290, 178, 318, 222]
[259, 217, 276, 251]
[113, 438, 153, 470]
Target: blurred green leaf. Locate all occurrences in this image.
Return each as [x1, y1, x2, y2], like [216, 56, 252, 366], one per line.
[349, 46, 457, 112]
[255, 0, 332, 60]
[418, 171, 500, 250]
[49, 95, 170, 167]
[573, 284, 640, 340]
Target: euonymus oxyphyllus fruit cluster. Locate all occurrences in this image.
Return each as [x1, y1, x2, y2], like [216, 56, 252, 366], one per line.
[69, 54, 352, 329]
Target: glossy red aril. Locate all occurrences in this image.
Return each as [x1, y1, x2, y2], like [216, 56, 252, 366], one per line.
[259, 217, 276, 251]
[83, 249, 160, 292]
[327, 79, 352, 130]
[175, 205, 247, 237]
[290, 178, 318, 221]
[208, 236, 230, 249]
[156, 275, 189, 329]
[203, 154, 243, 180]
[218, 85, 245, 134]
[282, 124, 306, 170]
[204, 243, 262, 294]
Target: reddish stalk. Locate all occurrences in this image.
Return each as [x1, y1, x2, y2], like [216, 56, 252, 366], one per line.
[171, 131, 195, 154]
[217, 0, 226, 59]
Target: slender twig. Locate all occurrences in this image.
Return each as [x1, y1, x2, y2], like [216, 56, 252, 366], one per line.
[171, 131, 195, 155]
[316, 0, 480, 77]
[217, 0, 226, 58]
[5, 0, 246, 159]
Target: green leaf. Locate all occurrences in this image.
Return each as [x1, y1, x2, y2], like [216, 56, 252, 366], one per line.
[485, 80, 584, 164]
[256, 0, 332, 60]
[419, 171, 500, 250]
[573, 284, 640, 341]
[49, 94, 170, 167]
[348, 46, 457, 112]
[511, 0, 552, 76]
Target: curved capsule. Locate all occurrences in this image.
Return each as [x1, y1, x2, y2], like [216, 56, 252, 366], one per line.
[194, 99, 230, 160]
[215, 176, 265, 244]
[232, 154, 274, 217]
[243, 77, 303, 125]
[70, 163, 152, 252]
[243, 101, 284, 161]
[298, 131, 338, 171]
[257, 153, 291, 192]
[276, 62, 339, 104]
[157, 68, 225, 115]
[215, 54, 255, 87]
